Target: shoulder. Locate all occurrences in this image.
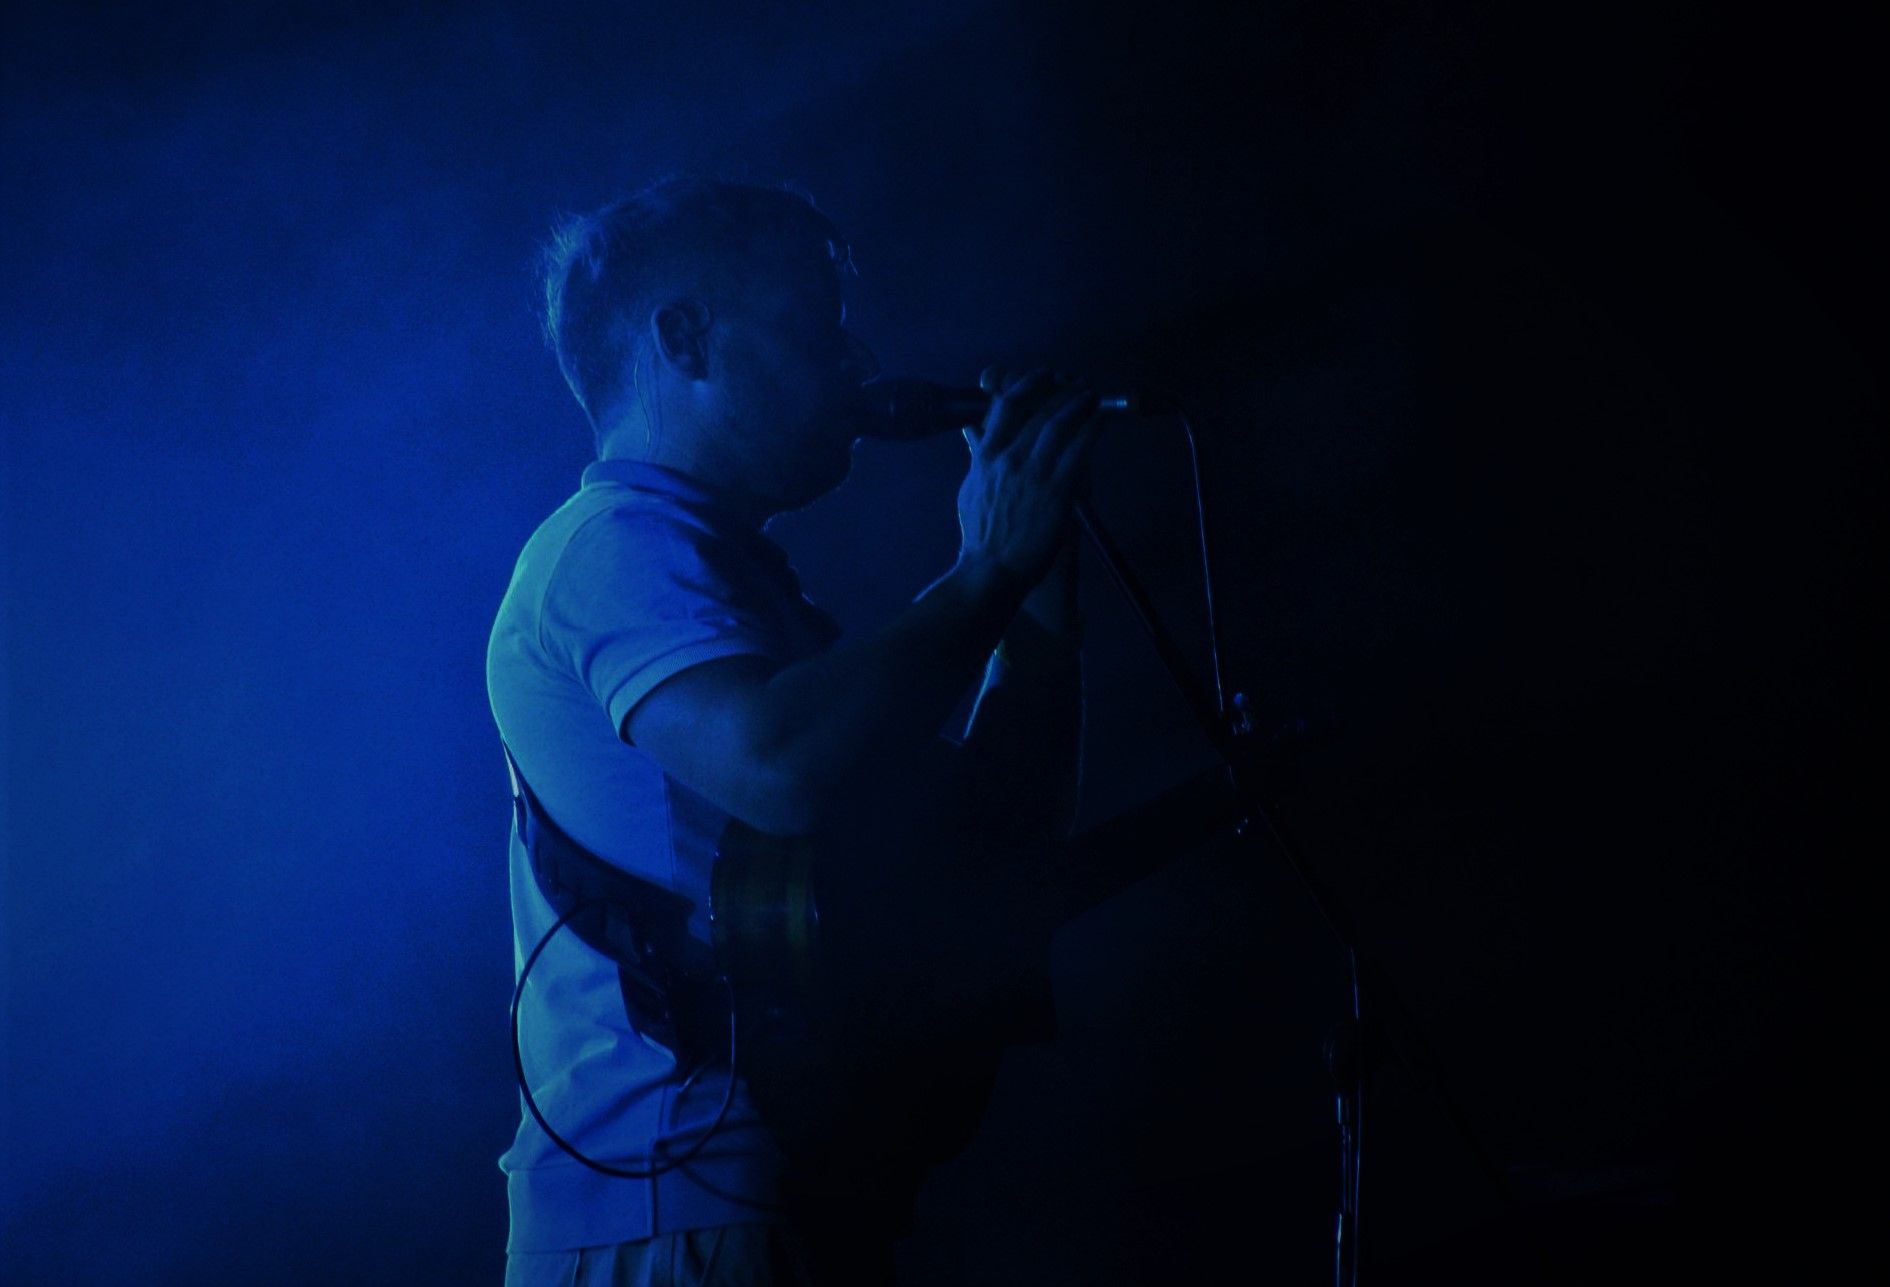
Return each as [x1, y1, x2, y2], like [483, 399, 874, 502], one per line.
[555, 495, 723, 565]
[541, 497, 755, 607]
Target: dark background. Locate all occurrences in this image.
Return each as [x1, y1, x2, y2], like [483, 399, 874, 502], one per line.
[2, 1, 1878, 1282]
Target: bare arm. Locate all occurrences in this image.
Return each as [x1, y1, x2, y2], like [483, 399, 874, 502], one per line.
[960, 532, 1085, 841]
[624, 370, 1103, 835]
[623, 555, 1029, 834]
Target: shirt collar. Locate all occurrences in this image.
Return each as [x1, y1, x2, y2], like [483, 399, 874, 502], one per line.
[580, 459, 763, 532]
[579, 459, 796, 584]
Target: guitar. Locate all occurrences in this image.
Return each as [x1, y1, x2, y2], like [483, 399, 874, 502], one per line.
[708, 762, 1250, 1223]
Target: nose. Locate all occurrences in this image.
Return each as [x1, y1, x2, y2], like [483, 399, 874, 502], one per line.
[839, 330, 881, 385]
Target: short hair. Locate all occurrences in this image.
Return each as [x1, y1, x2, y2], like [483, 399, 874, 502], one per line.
[538, 176, 853, 448]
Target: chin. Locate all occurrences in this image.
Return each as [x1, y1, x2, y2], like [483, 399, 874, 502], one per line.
[814, 433, 854, 485]
[774, 452, 850, 516]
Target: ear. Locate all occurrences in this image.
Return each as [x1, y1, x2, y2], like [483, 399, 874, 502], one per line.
[648, 299, 714, 380]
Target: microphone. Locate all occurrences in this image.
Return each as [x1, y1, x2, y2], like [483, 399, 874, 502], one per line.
[852, 378, 1173, 441]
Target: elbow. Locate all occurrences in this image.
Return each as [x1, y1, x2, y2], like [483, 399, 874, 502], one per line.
[731, 756, 831, 838]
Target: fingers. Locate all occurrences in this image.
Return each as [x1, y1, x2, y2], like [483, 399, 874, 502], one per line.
[1048, 413, 1105, 497]
[964, 365, 1007, 451]
[979, 367, 1057, 456]
[971, 367, 1102, 488]
[1023, 382, 1098, 470]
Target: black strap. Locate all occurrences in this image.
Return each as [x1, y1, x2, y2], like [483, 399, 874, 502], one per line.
[500, 740, 719, 1055]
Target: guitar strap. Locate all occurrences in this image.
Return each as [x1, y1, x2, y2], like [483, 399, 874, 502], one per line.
[499, 739, 722, 1061]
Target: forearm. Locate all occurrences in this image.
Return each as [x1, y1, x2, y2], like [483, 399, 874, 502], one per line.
[962, 537, 1086, 839]
[751, 556, 1031, 829]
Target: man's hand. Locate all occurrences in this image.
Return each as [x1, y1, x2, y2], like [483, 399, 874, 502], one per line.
[956, 366, 1103, 589]
[622, 363, 1097, 839]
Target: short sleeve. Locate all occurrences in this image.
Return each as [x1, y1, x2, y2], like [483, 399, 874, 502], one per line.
[539, 508, 785, 739]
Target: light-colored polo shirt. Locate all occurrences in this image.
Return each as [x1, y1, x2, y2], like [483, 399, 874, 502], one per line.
[486, 458, 841, 1253]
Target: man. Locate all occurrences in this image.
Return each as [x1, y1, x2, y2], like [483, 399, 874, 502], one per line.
[488, 177, 1102, 1285]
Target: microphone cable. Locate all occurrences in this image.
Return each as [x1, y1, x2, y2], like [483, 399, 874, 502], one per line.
[510, 900, 739, 1180]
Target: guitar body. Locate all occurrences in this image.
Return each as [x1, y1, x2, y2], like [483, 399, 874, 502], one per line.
[711, 780, 1052, 1214]
[708, 761, 1244, 1239]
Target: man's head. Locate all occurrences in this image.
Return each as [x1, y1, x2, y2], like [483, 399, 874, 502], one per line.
[540, 177, 880, 521]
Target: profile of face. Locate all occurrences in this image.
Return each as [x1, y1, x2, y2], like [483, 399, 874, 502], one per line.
[656, 241, 880, 516]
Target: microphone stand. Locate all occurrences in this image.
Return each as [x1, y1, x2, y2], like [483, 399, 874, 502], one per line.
[1072, 414, 1524, 1287]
